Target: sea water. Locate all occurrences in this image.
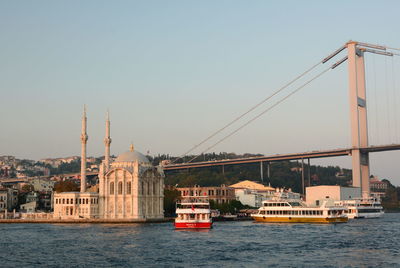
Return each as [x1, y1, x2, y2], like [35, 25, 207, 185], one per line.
[1, 214, 399, 267]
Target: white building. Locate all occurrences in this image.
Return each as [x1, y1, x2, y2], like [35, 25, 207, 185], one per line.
[53, 192, 99, 219]
[98, 146, 164, 219]
[20, 201, 37, 213]
[30, 178, 56, 192]
[305, 185, 361, 206]
[53, 108, 164, 220]
[229, 180, 275, 208]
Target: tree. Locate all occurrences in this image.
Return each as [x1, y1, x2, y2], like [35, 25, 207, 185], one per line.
[21, 184, 34, 192]
[163, 188, 181, 217]
[54, 180, 79, 193]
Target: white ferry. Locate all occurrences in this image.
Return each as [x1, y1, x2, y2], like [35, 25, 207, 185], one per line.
[337, 197, 384, 219]
[251, 199, 348, 224]
[175, 196, 212, 229]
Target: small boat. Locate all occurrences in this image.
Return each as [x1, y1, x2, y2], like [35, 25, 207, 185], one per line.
[175, 196, 212, 229]
[251, 199, 348, 224]
[337, 197, 384, 219]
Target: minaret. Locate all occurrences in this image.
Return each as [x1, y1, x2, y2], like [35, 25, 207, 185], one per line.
[104, 110, 112, 170]
[80, 105, 88, 192]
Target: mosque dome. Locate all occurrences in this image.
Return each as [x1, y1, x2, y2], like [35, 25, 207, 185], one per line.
[114, 144, 150, 164]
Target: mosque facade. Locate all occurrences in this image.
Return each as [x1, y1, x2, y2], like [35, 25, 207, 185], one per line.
[53, 108, 164, 220]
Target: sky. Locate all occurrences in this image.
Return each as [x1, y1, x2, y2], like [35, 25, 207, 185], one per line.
[1, 1, 400, 185]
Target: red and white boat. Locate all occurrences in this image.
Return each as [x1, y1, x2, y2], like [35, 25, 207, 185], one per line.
[175, 196, 213, 229]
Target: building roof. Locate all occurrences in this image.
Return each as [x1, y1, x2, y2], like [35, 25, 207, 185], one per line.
[115, 145, 150, 164]
[229, 180, 275, 191]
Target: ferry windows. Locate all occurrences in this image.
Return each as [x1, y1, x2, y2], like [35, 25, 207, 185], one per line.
[118, 182, 123, 195]
[110, 182, 114, 195]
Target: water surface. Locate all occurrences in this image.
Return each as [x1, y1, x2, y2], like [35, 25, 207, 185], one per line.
[1, 214, 399, 267]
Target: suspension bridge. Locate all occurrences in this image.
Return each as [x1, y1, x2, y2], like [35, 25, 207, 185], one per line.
[162, 41, 400, 197]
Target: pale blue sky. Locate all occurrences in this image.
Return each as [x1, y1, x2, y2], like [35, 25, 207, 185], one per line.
[1, 1, 400, 184]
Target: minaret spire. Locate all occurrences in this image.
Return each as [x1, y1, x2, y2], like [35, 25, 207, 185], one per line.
[104, 109, 112, 170]
[80, 105, 88, 192]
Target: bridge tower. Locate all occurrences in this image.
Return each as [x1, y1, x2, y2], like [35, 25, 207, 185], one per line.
[347, 41, 370, 198]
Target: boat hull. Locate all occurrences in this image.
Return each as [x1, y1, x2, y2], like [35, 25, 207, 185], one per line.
[175, 221, 213, 229]
[348, 212, 384, 219]
[252, 216, 348, 224]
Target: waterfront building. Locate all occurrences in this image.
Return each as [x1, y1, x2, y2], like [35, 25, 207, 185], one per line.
[177, 185, 235, 204]
[0, 187, 18, 212]
[0, 188, 7, 212]
[370, 176, 388, 198]
[305, 185, 361, 206]
[229, 180, 275, 207]
[20, 201, 37, 213]
[53, 108, 164, 220]
[53, 192, 99, 219]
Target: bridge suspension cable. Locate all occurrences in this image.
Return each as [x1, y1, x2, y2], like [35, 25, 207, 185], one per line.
[187, 62, 337, 163]
[171, 59, 324, 164]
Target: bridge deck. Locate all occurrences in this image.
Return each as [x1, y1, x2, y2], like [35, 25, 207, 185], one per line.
[163, 144, 400, 171]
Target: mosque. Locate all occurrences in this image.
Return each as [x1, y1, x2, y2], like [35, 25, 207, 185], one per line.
[53, 108, 164, 220]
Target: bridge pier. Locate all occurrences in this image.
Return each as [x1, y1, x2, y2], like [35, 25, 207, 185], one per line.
[301, 159, 305, 195]
[347, 42, 370, 198]
[307, 158, 311, 187]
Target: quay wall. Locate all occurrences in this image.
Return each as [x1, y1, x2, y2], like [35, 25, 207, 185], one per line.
[0, 218, 174, 224]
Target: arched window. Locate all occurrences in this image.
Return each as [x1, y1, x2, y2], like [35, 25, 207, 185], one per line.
[110, 182, 114, 195]
[118, 182, 123, 195]
[141, 182, 144, 195]
[127, 182, 132, 195]
[153, 182, 157, 195]
[147, 182, 150, 195]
